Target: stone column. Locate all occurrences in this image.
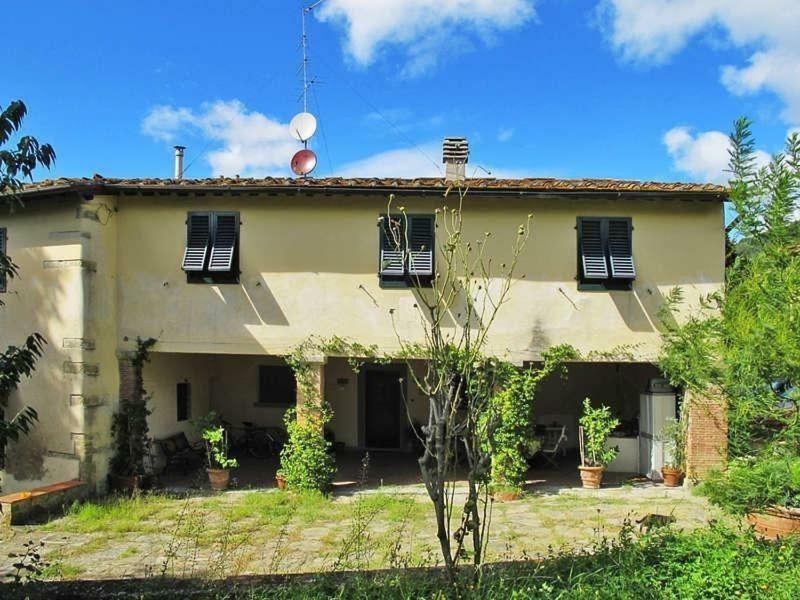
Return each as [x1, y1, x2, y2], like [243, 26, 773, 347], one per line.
[295, 356, 326, 430]
[684, 388, 728, 480]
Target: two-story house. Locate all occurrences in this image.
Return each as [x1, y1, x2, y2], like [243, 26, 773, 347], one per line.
[0, 153, 728, 493]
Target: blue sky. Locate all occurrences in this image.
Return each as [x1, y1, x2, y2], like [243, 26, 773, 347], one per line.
[8, 1, 800, 183]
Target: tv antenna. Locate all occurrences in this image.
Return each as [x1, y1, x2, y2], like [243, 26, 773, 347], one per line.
[290, 0, 327, 176]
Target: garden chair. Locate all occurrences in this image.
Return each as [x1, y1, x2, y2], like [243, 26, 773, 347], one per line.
[538, 426, 567, 467]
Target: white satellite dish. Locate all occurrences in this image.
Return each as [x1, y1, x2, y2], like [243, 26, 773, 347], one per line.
[289, 112, 317, 142]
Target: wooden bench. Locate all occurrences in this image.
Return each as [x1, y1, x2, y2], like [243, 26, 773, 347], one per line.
[0, 479, 88, 528]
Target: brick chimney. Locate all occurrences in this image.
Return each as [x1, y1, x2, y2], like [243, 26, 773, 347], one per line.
[443, 137, 469, 182]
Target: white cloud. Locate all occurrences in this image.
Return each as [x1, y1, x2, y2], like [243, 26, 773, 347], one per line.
[141, 100, 300, 177]
[497, 128, 514, 142]
[336, 142, 534, 179]
[663, 126, 770, 183]
[598, 1, 800, 125]
[316, 0, 536, 75]
[337, 144, 443, 178]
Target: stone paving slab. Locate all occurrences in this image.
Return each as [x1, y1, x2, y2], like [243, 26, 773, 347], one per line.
[0, 483, 723, 582]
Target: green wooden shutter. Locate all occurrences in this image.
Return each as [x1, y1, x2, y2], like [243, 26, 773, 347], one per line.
[407, 215, 434, 276]
[379, 215, 405, 276]
[182, 213, 211, 272]
[579, 218, 609, 279]
[0, 228, 7, 292]
[208, 212, 238, 272]
[608, 219, 636, 279]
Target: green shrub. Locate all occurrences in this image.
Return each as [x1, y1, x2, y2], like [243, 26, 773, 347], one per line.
[578, 398, 620, 467]
[279, 408, 335, 492]
[700, 451, 800, 515]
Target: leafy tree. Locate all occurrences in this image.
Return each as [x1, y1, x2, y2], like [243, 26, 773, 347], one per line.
[659, 118, 800, 459]
[0, 100, 54, 472]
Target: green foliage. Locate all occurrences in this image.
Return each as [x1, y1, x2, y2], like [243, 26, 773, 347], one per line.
[109, 337, 156, 477]
[1, 99, 56, 205]
[700, 451, 800, 515]
[279, 408, 335, 492]
[486, 344, 578, 490]
[202, 425, 238, 470]
[658, 417, 687, 471]
[658, 119, 800, 514]
[0, 100, 53, 472]
[579, 398, 620, 467]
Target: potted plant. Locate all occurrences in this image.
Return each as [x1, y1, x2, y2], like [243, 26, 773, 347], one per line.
[275, 469, 287, 490]
[701, 451, 800, 539]
[202, 424, 238, 491]
[658, 417, 686, 487]
[578, 398, 620, 489]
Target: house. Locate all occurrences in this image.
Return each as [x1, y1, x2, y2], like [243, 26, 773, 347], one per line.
[0, 146, 728, 494]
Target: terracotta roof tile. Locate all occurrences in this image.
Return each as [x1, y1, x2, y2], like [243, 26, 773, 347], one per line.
[18, 175, 727, 196]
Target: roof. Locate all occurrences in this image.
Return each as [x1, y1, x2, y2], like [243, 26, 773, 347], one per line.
[16, 175, 727, 199]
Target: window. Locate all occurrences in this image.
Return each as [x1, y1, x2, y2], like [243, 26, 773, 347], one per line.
[0, 227, 6, 293]
[176, 381, 191, 422]
[258, 365, 297, 406]
[378, 213, 435, 287]
[181, 212, 240, 283]
[577, 217, 636, 290]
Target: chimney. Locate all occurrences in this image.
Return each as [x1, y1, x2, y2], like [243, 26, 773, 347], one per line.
[173, 145, 186, 180]
[443, 137, 469, 182]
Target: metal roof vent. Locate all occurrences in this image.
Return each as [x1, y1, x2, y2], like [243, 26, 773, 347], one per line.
[443, 137, 469, 182]
[174, 146, 186, 180]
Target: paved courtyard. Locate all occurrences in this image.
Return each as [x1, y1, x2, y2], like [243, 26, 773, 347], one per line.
[0, 476, 722, 582]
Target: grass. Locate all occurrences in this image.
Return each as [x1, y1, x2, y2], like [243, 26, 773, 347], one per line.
[44, 494, 176, 534]
[17, 487, 718, 582]
[8, 524, 799, 599]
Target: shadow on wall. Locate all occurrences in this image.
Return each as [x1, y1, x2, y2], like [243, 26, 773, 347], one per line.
[4, 422, 48, 481]
[609, 284, 673, 334]
[217, 276, 289, 327]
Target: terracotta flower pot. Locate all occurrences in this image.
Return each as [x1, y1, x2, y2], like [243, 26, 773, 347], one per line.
[661, 466, 684, 487]
[493, 489, 522, 502]
[578, 465, 605, 489]
[276, 473, 287, 490]
[747, 506, 800, 540]
[207, 468, 231, 491]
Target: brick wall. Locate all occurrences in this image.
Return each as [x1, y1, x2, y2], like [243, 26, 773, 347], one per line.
[685, 388, 728, 479]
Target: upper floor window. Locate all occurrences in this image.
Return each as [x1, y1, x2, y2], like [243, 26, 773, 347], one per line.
[0, 227, 7, 293]
[378, 214, 435, 287]
[181, 212, 240, 284]
[577, 217, 636, 290]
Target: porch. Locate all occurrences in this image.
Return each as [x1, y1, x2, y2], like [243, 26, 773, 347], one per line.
[141, 352, 674, 491]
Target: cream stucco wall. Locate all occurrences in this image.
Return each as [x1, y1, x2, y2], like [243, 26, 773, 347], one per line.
[114, 193, 724, 362]
[0, 195, 120, 493]
[1, 188, 724, 490]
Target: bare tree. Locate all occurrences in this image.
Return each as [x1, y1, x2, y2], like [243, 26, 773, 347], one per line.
[386, 186, 532, 577]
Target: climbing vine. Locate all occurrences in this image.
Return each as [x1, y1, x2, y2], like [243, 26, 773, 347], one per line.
[484, 344, 578, 492]
[109, 337, 157, 479]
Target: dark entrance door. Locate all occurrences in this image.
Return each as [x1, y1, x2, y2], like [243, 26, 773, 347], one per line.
[364, 369, 403, 449]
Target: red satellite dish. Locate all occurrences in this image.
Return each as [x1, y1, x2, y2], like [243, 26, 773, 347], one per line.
[291, 149, 317, 176]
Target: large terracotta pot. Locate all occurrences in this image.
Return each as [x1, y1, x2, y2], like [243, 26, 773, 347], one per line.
[578, 465, 605, 489]
[661, 466, 684, 488]
[746, 506, 800, 540]
[207, 468, 231, 491]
